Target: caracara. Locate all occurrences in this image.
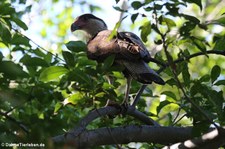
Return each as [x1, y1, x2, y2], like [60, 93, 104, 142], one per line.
[71, 14, 165, 106]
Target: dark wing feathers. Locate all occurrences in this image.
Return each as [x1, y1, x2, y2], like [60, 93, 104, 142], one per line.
[87, 30, 165, 85]
[118, 60, 165, 85]
[117, 32, 151, 62]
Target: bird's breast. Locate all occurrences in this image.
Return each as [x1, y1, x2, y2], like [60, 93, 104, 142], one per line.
[87, 31, 119, 61]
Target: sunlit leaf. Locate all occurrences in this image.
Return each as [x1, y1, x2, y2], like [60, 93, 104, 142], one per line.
[162, 91, 177, 101]
[67, 92, 83, 105]
[192, 37, 206, 52]
[159, 16, 176, 29]
[157, 100, 171, 114]
[39, 66, 69, 82]
[95, 92, 105, 97]
[54, 102, 63, 113]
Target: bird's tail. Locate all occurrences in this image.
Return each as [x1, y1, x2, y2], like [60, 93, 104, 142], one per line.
[120, 60, 165, 85]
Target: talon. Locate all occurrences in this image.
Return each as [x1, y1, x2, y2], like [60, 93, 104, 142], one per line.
[105, 99, 121, 118]
[120, 102, 129, 115]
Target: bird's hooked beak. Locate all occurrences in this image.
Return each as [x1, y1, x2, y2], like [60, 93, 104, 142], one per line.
[71, 22, 80, 32]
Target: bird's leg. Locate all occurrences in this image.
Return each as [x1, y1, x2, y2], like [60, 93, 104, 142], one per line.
[122, 76, 132, 106]
[131, 84, 147, 107]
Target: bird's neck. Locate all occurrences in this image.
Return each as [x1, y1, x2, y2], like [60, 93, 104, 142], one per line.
[85, 20, 108, 41]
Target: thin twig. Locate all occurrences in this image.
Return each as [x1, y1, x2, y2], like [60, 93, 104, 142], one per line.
[158, 28, 219, 128]
[2, 20, 65, 62]
[0, 110, 29, 133]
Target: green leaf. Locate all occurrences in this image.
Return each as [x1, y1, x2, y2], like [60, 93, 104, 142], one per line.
[0, 3, 15, 15]
[180, 21, 196, 36]
[95, 92, 106, 98]
[211, 65, 221, 83]
[157, 100, 171, 114]
[0, 23, 11, 44]
[62, 51, 75, 67]
[131, 13, 139, 23]
[65, 41, 87, 52]
[159, 16, 176, 29]
[113, 6, 127, 12]
[166, 78, 177, 86]
[67, 92, 83, 105]
[20, 54, 49, 67]
[0, 51, 3, 61]
[192, 37, 206, 52]
[186, 0, 202, 10]
[109, 16, 127, 40]
[69, 69, 91, 85]
[11, 33, 30, 46]
[214, 80, 225, 86]
[214, 17, 225, 26]
[54, 102, 63, 113]
[140, 20, 151, 42]
[103, 55, 115, 70]
[181, 14, 200, 24]
[199, 74, 210, 82]
[181, 62, 190, 86]
[144, 7, 153, 11]
[115, 0, 120, 4]
[213, 36, 225, 51]
[0, 61, 28, 79]
[11, 17, 28, 30]
[131, 1, 142, 10]
[39, 66, 69, 82]
[165, 3, 179, 16]
[161, 91, 177, 101]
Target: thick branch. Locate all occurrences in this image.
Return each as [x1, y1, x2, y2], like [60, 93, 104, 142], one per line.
[150, 50, 225, 73]
[0, 110, 29, 133]
[164, 127, 225, 149]
[54, 125, 193, 148]
[52, 106, 160, 143]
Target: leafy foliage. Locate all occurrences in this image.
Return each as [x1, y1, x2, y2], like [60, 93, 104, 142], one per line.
[0, 0, 225, 148]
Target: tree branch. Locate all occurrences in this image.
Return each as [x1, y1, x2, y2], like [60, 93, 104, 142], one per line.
[53, 125, 193, 148]
[154, 50, 225, 73]
[164, 127, 225, 149]
[52, 105, 160, 143]
[0, 110, 29, 133]
[53, 125, 225, 149]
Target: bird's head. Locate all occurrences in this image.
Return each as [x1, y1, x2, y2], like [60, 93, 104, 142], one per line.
[71, 14, 107, 38]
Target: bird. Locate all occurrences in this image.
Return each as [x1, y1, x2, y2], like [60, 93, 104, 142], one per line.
[71, 13, 165, 107]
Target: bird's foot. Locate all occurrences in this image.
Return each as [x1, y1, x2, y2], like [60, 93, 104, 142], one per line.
[120, 102, 130, 115]
[104, 99, 122, 118]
